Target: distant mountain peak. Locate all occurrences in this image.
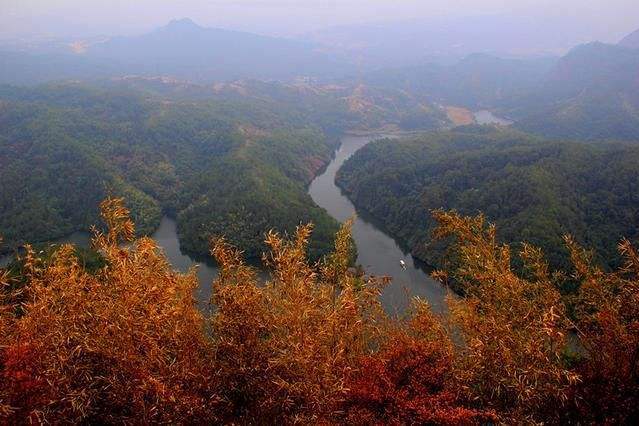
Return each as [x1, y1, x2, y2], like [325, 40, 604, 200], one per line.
[164, 18, 201, 31]
[619, 28, 639, 49]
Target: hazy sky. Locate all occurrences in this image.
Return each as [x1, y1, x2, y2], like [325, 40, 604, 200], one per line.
[1, 0, 638, 42]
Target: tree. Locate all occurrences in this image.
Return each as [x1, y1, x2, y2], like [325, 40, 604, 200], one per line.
[210, 219, 387, 422]
[431, 210, 578, 423]
[0, 198, 216, 423]
[342, 300, 496, 424]
[2, 200, 638, 423]
[567, 236, 639, 423]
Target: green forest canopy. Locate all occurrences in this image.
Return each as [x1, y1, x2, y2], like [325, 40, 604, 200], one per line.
[336, 126, 639, 271]
[0, 83, 348, 260]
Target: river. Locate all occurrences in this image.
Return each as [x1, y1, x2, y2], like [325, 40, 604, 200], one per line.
[151, 217, 219, 312]
[1, 134, 449, 313]
[309, 134, 448, 313]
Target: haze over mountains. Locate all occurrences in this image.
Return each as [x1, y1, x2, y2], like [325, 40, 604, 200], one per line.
[508, 41, 639, 140]
[87, 18, 354, 81]
[0, 18, 355, 84]
[357, 54, 557, 108]
[305, 15, 599, 67]
[1, 16, 637, 86]
[2, 18, 639, 142]
[1, 15, 639, 255]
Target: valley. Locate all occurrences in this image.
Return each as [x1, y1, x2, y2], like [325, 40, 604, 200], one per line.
[1, 133, 451, 314]
[1, 8, 639, 424]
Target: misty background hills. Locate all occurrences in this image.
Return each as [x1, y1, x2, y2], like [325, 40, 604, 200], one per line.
[0, 18, 355, 84]
[1, 17, 639, 140]
[304, 15, 596, 67]
[87, 18, 354, 81]
[0, 16, 636, 84]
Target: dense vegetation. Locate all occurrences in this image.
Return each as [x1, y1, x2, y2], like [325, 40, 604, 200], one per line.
[513, 88, 639, 141]
[336, 127, 639, 272]
[0, 198, 636, 423]
[0, 83, 346, 259]
[98, 77, 450, 134]
[2, 16, 639, 424]
[0, 78, 451, 259]
[4, 19, 637, 145]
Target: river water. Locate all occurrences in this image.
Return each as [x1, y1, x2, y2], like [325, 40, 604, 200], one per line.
[151, 217, 218, 312]
[309, 134, 448, 313]
[1, 134, 449, 313]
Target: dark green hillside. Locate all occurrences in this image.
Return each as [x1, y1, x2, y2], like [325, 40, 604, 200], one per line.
[0, 99, 161, 248]
[177, 154, 338, 260]
[0, 83, 342, 259]
[336, 127, 639, 271]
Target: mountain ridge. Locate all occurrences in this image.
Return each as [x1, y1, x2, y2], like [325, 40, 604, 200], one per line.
[619, 27, 639, 49]
[504, 41, 639, 140]
[0, 18, 355, 84]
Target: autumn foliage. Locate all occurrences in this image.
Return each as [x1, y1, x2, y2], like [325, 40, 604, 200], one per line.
[431, 210, 639, 424]
[0, 199, 215, 422]
[1, 199, 638, 424]
[210, 220, 388, 422]
[341, 301, 496, 424]
[431, 211, 578, 423]
[565, 236, 639, 423]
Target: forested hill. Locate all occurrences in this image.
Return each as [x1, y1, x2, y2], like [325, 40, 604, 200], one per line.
[504, 42, 639, 141]
[0, 83, 343, 259]
[97, 77, 449, 134]
[348, 40, 639, 142]
[336, 127, 639, 270]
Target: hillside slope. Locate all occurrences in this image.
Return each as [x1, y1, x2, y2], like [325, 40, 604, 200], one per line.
[510, 43, 639, 140]
[336, 127, 639, 269]
[0, 83, 341, 259]
[360, 53, 555, 108]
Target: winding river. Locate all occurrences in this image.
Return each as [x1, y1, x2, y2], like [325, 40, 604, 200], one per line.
[1, 134, 450, 313]
[309, 134, 448, 313]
